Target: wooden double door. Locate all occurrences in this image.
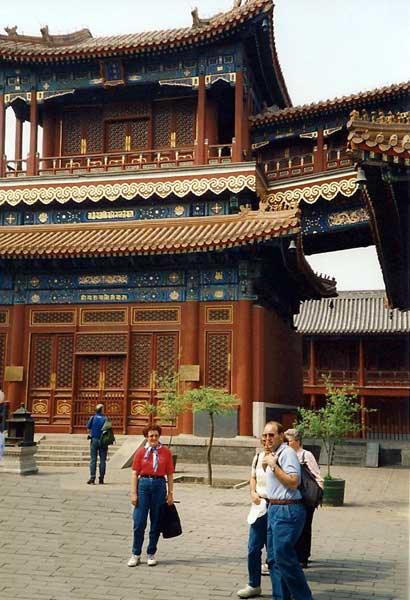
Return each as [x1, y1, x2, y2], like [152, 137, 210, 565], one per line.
[28, 331, 179, 432]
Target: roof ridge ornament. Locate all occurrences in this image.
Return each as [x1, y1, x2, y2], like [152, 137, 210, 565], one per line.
[1, 25, 92, 46]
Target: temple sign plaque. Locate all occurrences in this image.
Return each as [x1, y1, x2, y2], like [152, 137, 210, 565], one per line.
[4, 366, 24, 382]
[179, 365, 200, 382]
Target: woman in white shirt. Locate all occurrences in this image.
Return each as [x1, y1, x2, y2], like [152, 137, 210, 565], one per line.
[237, 434, 271, 599]
[284, 428, 323, 568]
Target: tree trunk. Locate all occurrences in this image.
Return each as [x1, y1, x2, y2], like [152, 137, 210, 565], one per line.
[207, 412, 214, 486]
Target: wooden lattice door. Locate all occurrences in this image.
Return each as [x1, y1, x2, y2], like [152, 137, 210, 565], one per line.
[105, 119, 149, 153]
[74, 356, 125, 431]
[0, 333, 6, 387]
[28, 334, 74, 425]
[128, 332, 179, 428]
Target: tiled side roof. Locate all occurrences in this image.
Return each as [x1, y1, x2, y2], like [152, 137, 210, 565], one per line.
[0, 208, 299, 260]
[0, 0, 272, 61]
[295, 290, 410, 335]
[250, 81, 410, 127]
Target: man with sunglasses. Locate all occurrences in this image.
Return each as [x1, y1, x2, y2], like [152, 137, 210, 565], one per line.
[261, 421, 313, 600]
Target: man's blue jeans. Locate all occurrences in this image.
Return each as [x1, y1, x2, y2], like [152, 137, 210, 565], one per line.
[89, 438, 107, 480]
[248, 512, 267, 588]
[267, 503, 313, 600]
[132, 476, 167, 556]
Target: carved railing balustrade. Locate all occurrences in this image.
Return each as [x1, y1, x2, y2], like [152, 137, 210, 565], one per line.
[3, 146, 197, 178]
[264, 153, 314, 181]
[304, 368, 410, 388]
[207, 143, 233, 164]
[365, 369, 410, 387]
[326, 148, 353, 170]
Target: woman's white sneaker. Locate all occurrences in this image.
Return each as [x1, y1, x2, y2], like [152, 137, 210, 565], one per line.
[237, 585, 262, 598]
[127, 554, 141, 567]
[147, 555, 158, 566]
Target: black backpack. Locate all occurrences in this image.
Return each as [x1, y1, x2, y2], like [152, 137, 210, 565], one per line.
[298, 452, 323, 509]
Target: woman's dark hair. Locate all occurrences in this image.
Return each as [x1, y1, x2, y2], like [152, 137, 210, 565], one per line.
[143, 424, 162, 438]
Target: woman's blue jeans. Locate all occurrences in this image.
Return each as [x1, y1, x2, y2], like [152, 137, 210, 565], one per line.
[267, 503, 313, 600]
[248, 512, 267, 588]
[132, 477, 166, 556]
[89, 438, 107, 480]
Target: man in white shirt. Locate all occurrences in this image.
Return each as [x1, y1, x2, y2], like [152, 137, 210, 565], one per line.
[262, 421, 313, 600]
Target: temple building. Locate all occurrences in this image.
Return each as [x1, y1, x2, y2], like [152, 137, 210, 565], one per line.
[0, 0, 408, 436]
[296, 291, 410, 438]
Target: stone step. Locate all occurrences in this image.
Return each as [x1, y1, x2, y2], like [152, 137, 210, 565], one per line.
[35, 459, 92, 467]
[35, 451, 90, 458]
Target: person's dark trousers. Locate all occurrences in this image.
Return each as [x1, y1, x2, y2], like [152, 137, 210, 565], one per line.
[132, 477, 167, 556]
[267, 503, 313, 600]
[89, 438, 107, 481]
[248, 512, 268, 588]
[295, 505, 315, 564]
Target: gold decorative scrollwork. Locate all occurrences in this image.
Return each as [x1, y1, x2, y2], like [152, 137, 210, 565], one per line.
[262, 177, 357, 211]
[56, 401, 71, 415]
[32, 400, 48, 414]
[328, 208, 368, 226]
[0, 175, 256, 207]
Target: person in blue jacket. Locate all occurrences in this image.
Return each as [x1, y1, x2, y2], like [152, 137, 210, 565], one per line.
[86, 403, 107, 485]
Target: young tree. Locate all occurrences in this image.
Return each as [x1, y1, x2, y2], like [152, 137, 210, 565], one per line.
[297, 380, 362, 478]
[183, 387, 238, 486]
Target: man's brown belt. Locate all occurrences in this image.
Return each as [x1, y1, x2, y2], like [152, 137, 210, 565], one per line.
[269, 499, 303, 505]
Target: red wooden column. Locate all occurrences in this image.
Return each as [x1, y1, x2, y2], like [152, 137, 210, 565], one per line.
[195, 75, 206, 165]
[233, 71, 244, 162]
[360, 396, 366, 439]
[28, 90, 38, 176]
[313, 129, 325, 172]
[358, 339, 365, 387]
[237, 300, 253, 436]
[180, 301, 200, 434]
[5, 305, 26, 413]
[15, 115, 23, 168]
[309, 339, 316, 385]
[0, 94, 5, 177]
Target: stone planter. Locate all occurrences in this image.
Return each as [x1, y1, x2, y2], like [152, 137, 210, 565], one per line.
[323, 478, 345, 506]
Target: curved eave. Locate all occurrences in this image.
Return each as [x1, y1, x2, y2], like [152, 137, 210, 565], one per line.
[250, 81, 410, 129]
[0, 0, 275, 64]
[0, 209, 300, 260]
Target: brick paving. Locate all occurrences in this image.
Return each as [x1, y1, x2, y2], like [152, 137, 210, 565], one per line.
[0, 460, 408, 600]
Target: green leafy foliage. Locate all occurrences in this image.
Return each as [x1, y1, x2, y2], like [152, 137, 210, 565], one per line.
[296, 379, 362, 478]
[184, 386, 239, 486]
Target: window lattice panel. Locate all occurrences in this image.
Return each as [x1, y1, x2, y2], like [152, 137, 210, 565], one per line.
[56, 336, 74, 388]
[104, 101, 150, 119]
[0, 310, 8, 324]
[63, 113, 82, 154]
[31, 310, 75, 325]
[153, 105, 172, 148]
[105, 357, 125, 388]
[176, 102, 195, 146]
[130, 119, 149, 150]
[133, 308, 180, 323]
[106, 121, 126, 151]
[206, 333, 230, 390]
[79, 356, 100, 388]
[87, 112, 103, 153]
[31, 336, 53, 387]
[82, 310, 126, 324]
[206, 307, 233, 323]
[156, 334, 178, 378]
[76, 333, 128, 354]
[129, 334, 152, 388]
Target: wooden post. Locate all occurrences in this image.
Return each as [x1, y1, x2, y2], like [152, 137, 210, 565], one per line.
[310, 394, 316, 409]
[237, 300, 253, 436]
[5, 305, 26, 413]
[180, 302, 200, 434]
[195, 75, 206, 165]
[313, 129, 325, 172]
[28, 90, 38, 176]
[358, 339, 365, 387]
[0, 94, 5, 178]
[233, 71, 244, 162]
[15, 116, 23, 168]
[309, 338, 316, 385]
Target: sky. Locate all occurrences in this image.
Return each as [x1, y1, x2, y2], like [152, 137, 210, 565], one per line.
[2, 0, 409, 291]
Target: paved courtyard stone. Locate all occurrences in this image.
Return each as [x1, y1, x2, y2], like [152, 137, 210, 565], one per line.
[0, 462, 408, 600]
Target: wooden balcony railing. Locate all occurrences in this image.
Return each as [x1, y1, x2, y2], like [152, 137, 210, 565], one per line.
[3, 147, 196, 178]
[207, 144, 233, 165]
[304, 368, 410, 388]
[326, 148, 353, 170]
[264, 154, 314, 181]
[365, 370, 410, 387]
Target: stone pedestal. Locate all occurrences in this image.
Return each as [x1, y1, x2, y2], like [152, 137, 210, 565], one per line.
[0, 445, 38, 475]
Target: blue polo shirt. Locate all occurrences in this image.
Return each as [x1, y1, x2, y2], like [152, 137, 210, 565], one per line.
[86, 413, 107, 439]
[266, 443, 302, 501]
